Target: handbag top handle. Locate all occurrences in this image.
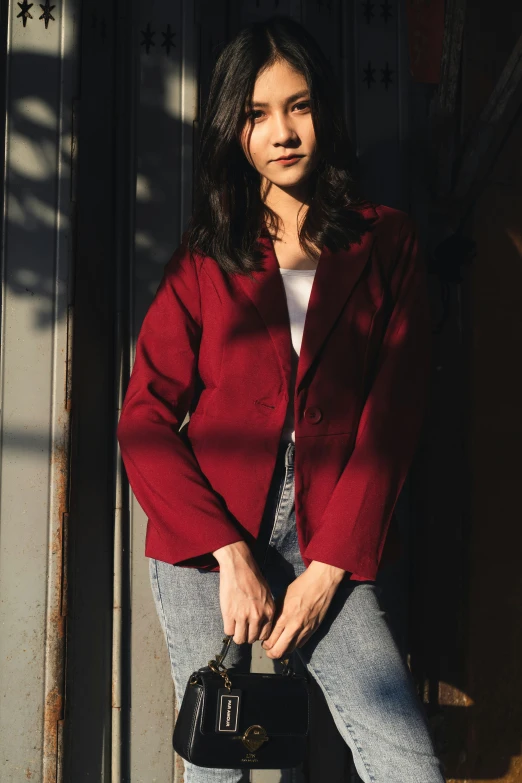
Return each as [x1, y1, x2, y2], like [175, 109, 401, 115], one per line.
[208, 636, 294, 691]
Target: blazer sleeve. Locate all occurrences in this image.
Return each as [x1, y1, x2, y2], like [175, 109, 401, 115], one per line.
[116, 241, 244, 566]
[303, 216, 432, 580]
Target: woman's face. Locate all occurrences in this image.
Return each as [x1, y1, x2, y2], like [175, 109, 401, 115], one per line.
[240, 59, 318, 196]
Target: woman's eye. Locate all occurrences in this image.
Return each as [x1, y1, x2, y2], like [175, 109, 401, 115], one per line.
[245, 102, 309, 123]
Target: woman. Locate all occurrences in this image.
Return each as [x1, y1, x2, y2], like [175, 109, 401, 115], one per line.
[117, 15, 446, 783]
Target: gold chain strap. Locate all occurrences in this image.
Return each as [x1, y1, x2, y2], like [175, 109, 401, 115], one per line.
[208, 658, 233, 691]
[208, 635, 234, 691]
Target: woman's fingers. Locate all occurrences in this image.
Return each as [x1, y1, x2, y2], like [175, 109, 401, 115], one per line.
[230, 618, 273, 645]
[223, 616, 235, 637]
[227, 605, 275, 645]
[262, 617, 286, 652]
[257, 600, 275, 641]
[258, 618, 273, 642]
[247, 605, 275, 643]
[264, 623, 300, 659]
[247, 614, 268, 644]
[233, 619, 248, 645]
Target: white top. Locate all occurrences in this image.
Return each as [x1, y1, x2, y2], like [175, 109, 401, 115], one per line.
[278, 267, 317, 442]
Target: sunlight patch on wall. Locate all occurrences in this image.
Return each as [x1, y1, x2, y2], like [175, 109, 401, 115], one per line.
[14, 96, 57, 129]
[10, 132, 56, 180]
[438, 682, 474, 707]
[506, 227, 522, 257]
[136, 174, 153, 201]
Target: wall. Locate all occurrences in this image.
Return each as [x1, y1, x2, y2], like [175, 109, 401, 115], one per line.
[462, 1, 522, 778]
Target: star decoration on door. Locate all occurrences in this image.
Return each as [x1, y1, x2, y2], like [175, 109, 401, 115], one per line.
[363, 61, 376, 88]
[161, 24, 176, 55]
[17, 1, 33, 26]
[380, 0, 392, 22]
[381, 61, 394, 89]
[141, 22, 155, 54]
[362, 0, 374, 23]
[39, 0, 55, 28]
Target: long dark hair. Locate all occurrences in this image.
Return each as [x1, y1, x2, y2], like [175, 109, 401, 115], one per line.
[187, 15, 373, 276]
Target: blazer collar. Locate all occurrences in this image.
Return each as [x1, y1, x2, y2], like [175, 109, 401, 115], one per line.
[234, 204, 379, 395]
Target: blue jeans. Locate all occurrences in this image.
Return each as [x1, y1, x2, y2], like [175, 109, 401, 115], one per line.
[149, 439, 446, 783]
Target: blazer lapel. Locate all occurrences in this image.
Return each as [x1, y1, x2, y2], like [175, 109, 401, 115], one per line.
[296, 218, 376, 391]
[233, 205, 377, 394]
[233, 233, 294, 390]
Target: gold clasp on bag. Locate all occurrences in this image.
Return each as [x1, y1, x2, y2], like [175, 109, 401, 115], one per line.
[233, 724, 269, 753]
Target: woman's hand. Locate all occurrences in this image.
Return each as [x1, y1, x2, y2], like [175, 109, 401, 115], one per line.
[213, 541, 276, 645]
[261, 561, 345, 659]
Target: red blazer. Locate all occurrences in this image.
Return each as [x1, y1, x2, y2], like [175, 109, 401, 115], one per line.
[117, 202, 431, 581]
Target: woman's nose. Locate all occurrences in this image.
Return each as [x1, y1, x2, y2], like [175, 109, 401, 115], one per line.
[272, 113, 298, 145]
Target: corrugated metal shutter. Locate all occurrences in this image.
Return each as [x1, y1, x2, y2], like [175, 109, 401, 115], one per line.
[0, 0, 80, 780]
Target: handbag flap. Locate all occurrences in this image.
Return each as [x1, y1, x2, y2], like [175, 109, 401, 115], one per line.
[198, 671, 309, 737]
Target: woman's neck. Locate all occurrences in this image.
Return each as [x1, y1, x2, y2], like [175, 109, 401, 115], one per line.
[262, 179, 312, 239]
[261, 180, 320, 269]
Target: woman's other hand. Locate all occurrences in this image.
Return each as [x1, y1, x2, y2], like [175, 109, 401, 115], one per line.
[213, 541, 275, 645]
[261, 560, 345, 659]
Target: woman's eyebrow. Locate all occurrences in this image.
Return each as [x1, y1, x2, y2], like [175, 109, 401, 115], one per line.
[250, 90, 310, 108]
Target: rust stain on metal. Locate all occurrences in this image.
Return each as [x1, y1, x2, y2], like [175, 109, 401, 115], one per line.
[44, 687, 64, 779]
[51, 435, 69, 627]
[42, 429, 71, 782]
[52, 427, 69, 517]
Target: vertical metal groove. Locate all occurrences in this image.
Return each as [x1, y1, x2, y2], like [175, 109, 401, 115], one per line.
[180, 0, 198, 233]
[0, 0, 13, 499]
[112, 0, 139, 779]
[42, 0, 78, 778]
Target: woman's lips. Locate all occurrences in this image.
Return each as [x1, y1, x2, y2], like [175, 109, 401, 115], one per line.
[272, 156, 304, 166]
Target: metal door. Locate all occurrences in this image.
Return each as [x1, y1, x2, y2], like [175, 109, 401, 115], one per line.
[0, 0, 80, 780]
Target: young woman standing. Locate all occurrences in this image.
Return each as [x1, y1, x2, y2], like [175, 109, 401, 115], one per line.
[117, 15, 446, 783]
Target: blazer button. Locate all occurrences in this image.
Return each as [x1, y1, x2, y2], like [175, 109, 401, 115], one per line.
[304, 406, 322, 424]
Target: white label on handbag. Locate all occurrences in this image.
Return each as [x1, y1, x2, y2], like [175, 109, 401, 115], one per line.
[216, 688, 241, 733]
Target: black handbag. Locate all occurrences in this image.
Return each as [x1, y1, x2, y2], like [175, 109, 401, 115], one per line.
[173, 635, 310, 769]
